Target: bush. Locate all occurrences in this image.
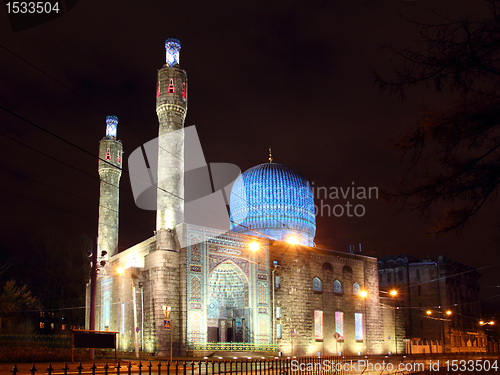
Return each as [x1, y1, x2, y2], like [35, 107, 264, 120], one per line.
[0, 343, 89, 362]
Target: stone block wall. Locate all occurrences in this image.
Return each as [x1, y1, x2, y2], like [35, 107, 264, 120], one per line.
[143, 249, 182, 356]
[269, 242, 383, 356]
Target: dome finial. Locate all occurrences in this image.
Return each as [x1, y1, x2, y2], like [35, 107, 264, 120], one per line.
[269, 147, 273, 163]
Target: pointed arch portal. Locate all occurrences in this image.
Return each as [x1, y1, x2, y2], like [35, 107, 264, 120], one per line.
[207, 260, 250, 343]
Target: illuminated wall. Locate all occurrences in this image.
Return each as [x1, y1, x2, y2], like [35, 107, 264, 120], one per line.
[185, 226, 272, 347]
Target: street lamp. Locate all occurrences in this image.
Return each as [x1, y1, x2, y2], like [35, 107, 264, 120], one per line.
[249, 242, 259, 251]
[359, 289, 368, 355]
[390, 290, 398, 355]
[116, 267, 139, 359]
[286, 235, 299, 245]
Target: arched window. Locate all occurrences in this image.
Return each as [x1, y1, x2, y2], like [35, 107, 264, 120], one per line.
[312, 277, 322, 292]
[168, 78, 175, 93]
[353, 282, 360, 295]
[333, 280, 342, 294]
[322, 262, 333, 272]
[343, 265, 353, 279]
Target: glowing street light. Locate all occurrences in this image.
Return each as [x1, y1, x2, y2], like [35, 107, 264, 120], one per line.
[446, 310, 452, 316]
[249, 242, 259, 251]
[390, 290, 398, 297]
[426, 310, 432, 315]
[286, 236, 299, 245]
[359, 290, 368, 298]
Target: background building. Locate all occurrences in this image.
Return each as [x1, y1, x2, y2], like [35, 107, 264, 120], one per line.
[378, 254, 487, 353]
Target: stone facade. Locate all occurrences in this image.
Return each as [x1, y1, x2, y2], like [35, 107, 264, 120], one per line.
[87, 40, 391, 357]
[90, 228, 387, 356]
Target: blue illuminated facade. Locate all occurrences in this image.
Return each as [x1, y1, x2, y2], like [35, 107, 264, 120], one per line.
[165, 38, 181, 67]
[229, 163, 316, 246]
[105, 115, 118, 138]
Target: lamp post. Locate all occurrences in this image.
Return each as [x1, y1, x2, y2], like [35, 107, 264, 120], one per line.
[163, 305, 172, 363]
[117, 267, 139, 359]
[390, 290, 398, 355]
[359, 289, 368, 355]
[445, 310, 452, 352]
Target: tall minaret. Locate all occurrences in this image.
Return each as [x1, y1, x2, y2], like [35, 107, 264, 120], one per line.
[98, 115, 123, 263]
[156, 38, 187, 251]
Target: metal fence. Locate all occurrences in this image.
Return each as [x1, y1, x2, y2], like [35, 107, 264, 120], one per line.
[8, 353, 500, 375]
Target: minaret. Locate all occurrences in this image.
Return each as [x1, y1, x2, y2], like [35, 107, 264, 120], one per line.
[156, 38, 187, 251]
[98, 115, 123, 264]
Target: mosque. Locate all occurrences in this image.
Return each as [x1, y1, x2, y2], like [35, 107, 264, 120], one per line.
[87, 39, 395, 357]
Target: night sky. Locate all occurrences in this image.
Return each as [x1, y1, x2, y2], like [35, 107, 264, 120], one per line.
[1, 1, 498, 306]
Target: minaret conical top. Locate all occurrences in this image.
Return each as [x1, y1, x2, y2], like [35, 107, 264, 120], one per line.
[106, 115, 118, 138]
[165, 38, 181, 67]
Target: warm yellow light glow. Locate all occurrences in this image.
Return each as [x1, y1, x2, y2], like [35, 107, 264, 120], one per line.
[480, 321, 485, 325]
[390, 290, 398, 297]
[287, 236, 299, 245]
[116, 267, 124, 274]
[359, 290, 368, 298]
[249, 242, 259, 251]
[426, 310, 432, 315]
[490, 321, 495, 325]
[446, 310, 452, 316]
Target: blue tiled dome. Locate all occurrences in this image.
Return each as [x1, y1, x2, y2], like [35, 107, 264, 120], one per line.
[229, 163, 316, 245]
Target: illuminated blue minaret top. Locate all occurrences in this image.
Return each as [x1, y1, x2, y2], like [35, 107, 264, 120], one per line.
[106, 115, 118, 138]
[165, 38, 181, 67]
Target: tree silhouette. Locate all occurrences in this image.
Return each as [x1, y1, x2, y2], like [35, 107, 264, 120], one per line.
[375, 0, 500, 235]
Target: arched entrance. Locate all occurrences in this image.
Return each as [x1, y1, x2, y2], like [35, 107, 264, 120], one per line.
[207, 260, 250, 343]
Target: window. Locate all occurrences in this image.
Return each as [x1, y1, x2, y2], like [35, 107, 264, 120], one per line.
[313, 277, 322, 292]
[343, 265, 353, 279]
[416, 270, 420, 280]
[276, 306, 281, 319]
[353, 282, 360, 295]
[182, 82, 186, 99]
[335, 312, 344, 340]
[39, 322, 44, 329]
[379, 273, 382, 283]
[418, 285, 421, 296]
[275, 276, 280, 288]
[333, 280, 342, 294]
[387, 273, 392, 283]
[398, 270, 403, 282]
[314, 310, 324, 340]
[168, 78, 175, 93]
[277, 324, 282, 339]
[355, 313, 363, 340]
[105, 148, 111, 161]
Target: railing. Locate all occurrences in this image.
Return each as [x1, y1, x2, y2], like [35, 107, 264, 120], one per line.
[8, 353, 499, 375]
[188, 342, 278, 352]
